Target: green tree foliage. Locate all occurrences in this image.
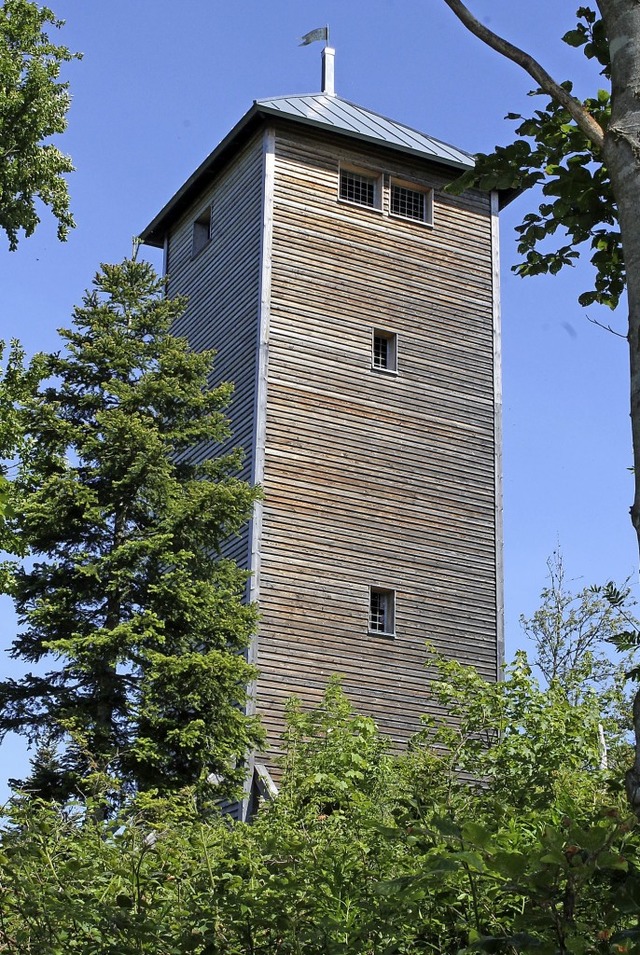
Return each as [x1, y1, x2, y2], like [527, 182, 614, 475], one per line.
[521, 551, 637, 693]
[390, 656, 637, 955]
[440, 0, 640, 821]
[444, 5, 619, 307]
[1, 668, 638, 954]
[0, 0, 78, 249]
[519, 552, 638, 752]
[0, 340, 44, 528]
[0, 259, 263, 809]
[447, 9, 618, 306]
[408, 653, 611, 820]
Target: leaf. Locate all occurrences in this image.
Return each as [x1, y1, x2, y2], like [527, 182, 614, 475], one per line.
[492, 850, 528, 880]
[562, 28, 588, 47]
[431, 815, 462, 838]
[596, 851, 628, 871]
[462, 822, 493, 848]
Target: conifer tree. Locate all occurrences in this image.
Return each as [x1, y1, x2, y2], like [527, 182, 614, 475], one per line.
[0, 259, 263, 807]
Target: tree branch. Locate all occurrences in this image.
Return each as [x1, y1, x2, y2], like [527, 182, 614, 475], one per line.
[586, 314, 628, 339]
[441, 0, 606, 151]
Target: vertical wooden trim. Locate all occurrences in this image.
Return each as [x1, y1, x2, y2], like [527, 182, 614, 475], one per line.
[249, 125, 274, 630]
[491, 190, 505, 679]
[242, 126, 274, 816]
[162, 235, 169, 281]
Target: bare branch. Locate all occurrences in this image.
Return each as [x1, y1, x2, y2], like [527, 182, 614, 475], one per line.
[441, 0, 605, 151]
[586, 314, 628, 339]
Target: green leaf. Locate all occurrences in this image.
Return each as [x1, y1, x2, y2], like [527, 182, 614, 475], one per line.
[562, 28, 587, 47]
[492, 850, 528, 880]
[462, 822, 493, 848]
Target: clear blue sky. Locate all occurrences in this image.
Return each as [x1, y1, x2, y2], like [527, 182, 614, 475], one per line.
[1, 1, 635, 786]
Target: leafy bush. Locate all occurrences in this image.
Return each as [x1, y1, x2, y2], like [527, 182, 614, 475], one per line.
[1, 664, 639, 954]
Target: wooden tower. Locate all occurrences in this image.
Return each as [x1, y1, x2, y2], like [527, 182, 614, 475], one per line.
[141, 48, 505, 792]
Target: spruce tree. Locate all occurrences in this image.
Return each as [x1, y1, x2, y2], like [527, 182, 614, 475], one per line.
[0, 259, 263, 807]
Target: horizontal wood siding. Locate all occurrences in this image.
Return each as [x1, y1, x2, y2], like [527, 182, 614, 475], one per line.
[255, 126, 498, 764]
[165, 134, 263, 566]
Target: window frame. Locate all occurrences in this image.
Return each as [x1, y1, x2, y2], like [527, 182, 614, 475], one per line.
[192, 204, 213, 258]
[368, 587, 396, 637]
[371, 327, 398, 374]
[338, 165, 383, 212]
[389, 177, 434, 226]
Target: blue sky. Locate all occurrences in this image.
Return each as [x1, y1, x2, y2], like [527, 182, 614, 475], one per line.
[0, 1, 635, 786]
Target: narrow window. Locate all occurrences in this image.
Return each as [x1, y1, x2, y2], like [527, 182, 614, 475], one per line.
[390, 181, 433, 224]
[192, 205, 212, 256]
[339, 168, 378, 208]
[372, 328, 397, 373]
[369, 587, 395, 636]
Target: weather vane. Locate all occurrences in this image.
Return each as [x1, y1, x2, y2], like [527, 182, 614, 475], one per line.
[299, 25, 329, 47]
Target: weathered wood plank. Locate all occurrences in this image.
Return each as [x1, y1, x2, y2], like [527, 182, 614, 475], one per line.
[165, 133, 264, 565]
[155, 115, 501, 770]
[254, 124, 499, 754]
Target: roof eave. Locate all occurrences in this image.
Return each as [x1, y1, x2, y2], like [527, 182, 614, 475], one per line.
[255, 102, 474, 173]
[497, 186, 521, 210]
[140, 100, 513, 248]
[140, 103, 263, 248]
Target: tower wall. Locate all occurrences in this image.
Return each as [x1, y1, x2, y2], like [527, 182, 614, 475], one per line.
[253, 125, 500, 764]
[165, 133, 265, 568]
[155, 117, 502, 773]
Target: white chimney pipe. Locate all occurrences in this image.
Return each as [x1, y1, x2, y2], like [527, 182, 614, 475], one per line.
[322, 46, 335, 96]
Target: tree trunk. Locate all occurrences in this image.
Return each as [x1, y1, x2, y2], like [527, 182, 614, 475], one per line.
[442, 0, 640, 816]
[597, 0, 640, 812]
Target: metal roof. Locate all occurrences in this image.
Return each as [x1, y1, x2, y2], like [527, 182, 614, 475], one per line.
[256, 93, 474, 171]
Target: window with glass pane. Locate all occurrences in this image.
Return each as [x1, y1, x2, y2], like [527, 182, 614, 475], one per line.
[372, 329, 397, 372]
[369, 588, 395, 635]
[390, 182, 432, 223]
[340, 169, 377, 207]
